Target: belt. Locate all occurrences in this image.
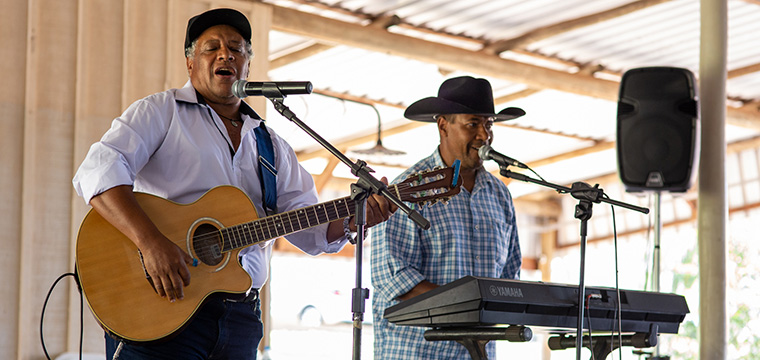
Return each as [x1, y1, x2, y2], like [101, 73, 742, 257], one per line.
[224, 288, 260, 303]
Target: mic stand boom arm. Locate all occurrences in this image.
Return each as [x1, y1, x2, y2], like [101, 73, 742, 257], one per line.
[262, 86, 430, 360]
[496, 165, 648, 360]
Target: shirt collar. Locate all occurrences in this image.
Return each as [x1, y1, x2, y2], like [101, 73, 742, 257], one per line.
[431, 147, 494, 191]
[175, 80, 262, 120]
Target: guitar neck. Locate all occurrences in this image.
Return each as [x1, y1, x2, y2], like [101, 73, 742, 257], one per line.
[219, 184, 399, 251]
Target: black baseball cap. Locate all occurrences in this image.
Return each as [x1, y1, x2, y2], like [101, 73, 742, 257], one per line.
[184, 8, 252, 52]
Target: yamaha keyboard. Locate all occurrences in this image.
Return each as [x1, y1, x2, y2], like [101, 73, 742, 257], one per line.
[384, 276, 689, 334]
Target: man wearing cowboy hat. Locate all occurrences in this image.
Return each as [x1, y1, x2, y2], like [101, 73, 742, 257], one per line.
[371, 76, 524, 359]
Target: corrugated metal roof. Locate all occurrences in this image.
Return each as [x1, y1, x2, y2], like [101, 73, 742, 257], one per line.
[260, 0, 760, 198]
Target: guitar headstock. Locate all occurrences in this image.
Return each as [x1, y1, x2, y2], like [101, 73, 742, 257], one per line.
[395, 166, 462, 206]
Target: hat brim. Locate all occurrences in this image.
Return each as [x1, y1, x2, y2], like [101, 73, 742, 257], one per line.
[404, 97, 525, 122]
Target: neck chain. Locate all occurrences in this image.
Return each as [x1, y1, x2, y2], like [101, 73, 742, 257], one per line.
[218, 113, 243, 127]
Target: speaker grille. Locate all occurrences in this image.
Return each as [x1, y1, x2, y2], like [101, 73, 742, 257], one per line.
[616, 67, 699, 192]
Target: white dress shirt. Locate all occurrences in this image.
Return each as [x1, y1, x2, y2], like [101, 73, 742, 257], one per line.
[73, 81, 348, 288]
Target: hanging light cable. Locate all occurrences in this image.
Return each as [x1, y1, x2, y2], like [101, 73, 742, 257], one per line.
[350, 103, 406, 156]
[314, 92, 406, 157]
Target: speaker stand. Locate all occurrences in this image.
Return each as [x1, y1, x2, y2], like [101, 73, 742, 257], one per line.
[648, 191, 665, 359]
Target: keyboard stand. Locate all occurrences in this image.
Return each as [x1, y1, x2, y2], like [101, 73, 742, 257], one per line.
[423, 325, 533, 360]
[548, 324, 659, 360]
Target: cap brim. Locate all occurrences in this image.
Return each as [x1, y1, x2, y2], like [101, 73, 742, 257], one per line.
[404, 97, 525, 122]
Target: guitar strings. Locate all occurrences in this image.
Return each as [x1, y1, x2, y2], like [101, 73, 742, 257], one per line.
[186, 176, 453, 261]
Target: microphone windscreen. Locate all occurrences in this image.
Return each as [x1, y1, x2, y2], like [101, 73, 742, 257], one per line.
[232, 80, 247, 98]
[477, 144, 492, 160]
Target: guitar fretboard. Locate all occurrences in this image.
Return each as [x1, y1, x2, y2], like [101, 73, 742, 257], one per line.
[218, 187, 396, 251]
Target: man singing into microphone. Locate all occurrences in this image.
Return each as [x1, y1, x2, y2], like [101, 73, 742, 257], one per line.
[371, 76, 524, 359]
[73, 8, 394, 359]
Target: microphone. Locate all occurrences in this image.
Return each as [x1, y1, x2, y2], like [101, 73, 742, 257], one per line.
[478, 144, 528, 169]
[232, 80, 313, 98]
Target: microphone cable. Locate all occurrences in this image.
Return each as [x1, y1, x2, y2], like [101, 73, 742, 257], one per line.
[606, 195, 624, 360]
[41, 272, 83, 360]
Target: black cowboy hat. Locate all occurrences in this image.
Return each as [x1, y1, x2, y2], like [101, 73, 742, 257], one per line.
[404, 76, 525, 122]
[185, 8, 252, 52]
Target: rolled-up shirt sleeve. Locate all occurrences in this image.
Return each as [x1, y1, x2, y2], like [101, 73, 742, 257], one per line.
[73, 98, 170, 204]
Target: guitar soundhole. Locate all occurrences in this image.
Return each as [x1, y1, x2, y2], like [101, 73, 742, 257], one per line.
[192, 223, 223, 266]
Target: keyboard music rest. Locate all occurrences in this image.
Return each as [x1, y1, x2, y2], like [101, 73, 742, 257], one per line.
[384, 276, 689, 334]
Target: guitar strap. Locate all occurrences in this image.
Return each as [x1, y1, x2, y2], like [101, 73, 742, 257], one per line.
[254, 122, 278, 215]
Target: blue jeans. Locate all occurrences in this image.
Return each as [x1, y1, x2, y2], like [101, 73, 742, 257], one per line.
[105, 295, 263, 360]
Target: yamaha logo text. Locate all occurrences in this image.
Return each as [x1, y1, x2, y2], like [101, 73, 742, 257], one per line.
[489, 285, 524, 298]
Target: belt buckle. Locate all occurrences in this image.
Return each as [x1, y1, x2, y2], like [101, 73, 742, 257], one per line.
[243, 288, 259, 303]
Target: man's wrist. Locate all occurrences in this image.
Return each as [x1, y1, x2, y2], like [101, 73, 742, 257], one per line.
[343, 217, 356, 244]
[343, 217, 369, 244]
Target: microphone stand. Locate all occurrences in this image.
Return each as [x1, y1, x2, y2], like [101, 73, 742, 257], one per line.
[495, 165, 648, 360]
[258, 84, 430, 360]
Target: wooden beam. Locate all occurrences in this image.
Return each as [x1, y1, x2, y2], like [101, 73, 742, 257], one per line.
[559, 193, 757, 250]
[267, 4, 760, 129]
[270, 43, 333, 69]
[560, 214, 696, 249]
[516, 134, 760, 205]
[539, 231, 558, 281]
[521, 257, 540, 271]
[271, 5, 620, 100]
[494, 88, 541, 104]
[527, 140, 615, 168]
[314, 151, 341, 193]
[482, 0, 673, 54]
[726, 134, 760, 153]
[313, 88, 406, 109]
[514, 198, 562, 218]
[269, 13, 399, 70]
[296, 121, 428, 161]
[496, 122, 602, 143]
[728, 62, 760, 79]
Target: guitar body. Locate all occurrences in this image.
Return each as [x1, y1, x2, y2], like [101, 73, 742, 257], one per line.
[75, 186, 256, 342]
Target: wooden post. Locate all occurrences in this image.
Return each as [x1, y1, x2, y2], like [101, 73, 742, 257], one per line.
[699, 0, 728, 358]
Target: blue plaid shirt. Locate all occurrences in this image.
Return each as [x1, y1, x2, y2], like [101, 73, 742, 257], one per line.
[371, 149, 522, 360]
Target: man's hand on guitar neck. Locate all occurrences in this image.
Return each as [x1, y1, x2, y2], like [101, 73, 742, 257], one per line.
[89, 185, 194, 302]
[326, 176, 398, 243]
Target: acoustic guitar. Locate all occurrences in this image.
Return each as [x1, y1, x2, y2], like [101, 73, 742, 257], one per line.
[75, 167, 461, 342]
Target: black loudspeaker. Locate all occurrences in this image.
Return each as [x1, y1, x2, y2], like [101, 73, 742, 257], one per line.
[617, 67, 699, 192]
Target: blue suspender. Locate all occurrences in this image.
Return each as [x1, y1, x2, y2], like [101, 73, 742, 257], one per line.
[254, 122, 278, 215]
